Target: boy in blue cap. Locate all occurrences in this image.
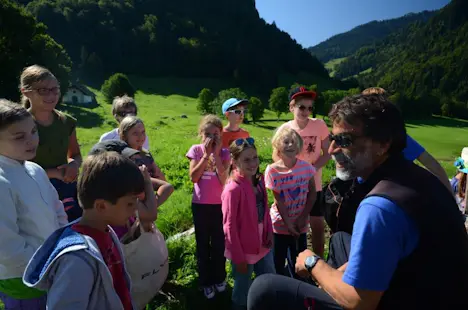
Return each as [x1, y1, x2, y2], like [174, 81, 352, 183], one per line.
[221, 98, 250, 148]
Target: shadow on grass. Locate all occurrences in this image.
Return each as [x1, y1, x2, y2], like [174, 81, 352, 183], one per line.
[254, 123, 278, 131]
[59, 104, 105, 129]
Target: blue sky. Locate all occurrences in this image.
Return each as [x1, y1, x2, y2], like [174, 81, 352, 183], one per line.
[255, 0, 451, 48]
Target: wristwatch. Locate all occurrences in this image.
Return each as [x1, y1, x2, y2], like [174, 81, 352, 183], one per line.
[304, 255, 321, 273]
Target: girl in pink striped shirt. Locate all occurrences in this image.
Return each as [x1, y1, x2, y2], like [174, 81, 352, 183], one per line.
[265, 126, 317, 278]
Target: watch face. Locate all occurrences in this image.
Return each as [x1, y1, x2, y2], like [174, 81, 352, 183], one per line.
[305, 256, 317, 270]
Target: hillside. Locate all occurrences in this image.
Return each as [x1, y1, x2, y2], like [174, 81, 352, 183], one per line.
[308, 10, 436, 63]
[334, 0, 468, 119]
[22, 0, 335, 94]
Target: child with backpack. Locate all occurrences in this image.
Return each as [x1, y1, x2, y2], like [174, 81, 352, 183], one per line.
[119, 115, 166, 182]
[23, 151, 155, 309]
[222, 137, 275, 309]
[88, 139, 174, 239]
[265, 126, 317, 278]
[186, 115, 230, 299]
[100, 95, 150, 150]
[0, 99, 68, 310]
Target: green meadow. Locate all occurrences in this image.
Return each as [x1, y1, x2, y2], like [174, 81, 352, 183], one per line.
[1, 78, 467, 310]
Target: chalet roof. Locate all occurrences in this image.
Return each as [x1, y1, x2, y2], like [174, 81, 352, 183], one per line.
[69, 84, 96, 97]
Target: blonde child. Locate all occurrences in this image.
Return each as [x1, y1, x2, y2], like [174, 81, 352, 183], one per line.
[99, 95, 150, 150]
[221, 98, 250, 148]
[275, 86, 329, 257]
[266, 126, 317, 278]
[20, 65, 83, 221]
[119, 115, 166, 182]
[186, 115, 230, 299]
[222, 137, 275, 309]
[0, 99, 68, 309]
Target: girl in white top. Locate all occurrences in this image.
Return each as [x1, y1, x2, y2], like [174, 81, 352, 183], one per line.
[0, 99, 68, 309]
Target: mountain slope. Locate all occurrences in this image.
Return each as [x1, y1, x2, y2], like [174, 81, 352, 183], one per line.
[24, 0, 333, 93]
[340, 0, 468, 119]
[308, 10, 436, 63]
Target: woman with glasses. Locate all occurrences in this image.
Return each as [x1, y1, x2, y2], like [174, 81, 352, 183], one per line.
[20, 65, 82, 222]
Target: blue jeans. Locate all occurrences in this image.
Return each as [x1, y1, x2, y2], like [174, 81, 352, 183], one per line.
[231, 250, 276, 307]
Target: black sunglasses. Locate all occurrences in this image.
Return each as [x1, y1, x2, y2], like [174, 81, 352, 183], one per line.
[329, 133, 360, 148]
[234, 137, 255, 146]
[297, 105, 313, 112]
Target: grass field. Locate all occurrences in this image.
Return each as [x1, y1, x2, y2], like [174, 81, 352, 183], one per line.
[1, 78, 467, 310]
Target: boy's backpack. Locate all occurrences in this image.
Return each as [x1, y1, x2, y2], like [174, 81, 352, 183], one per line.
[121, 219, 168, 309]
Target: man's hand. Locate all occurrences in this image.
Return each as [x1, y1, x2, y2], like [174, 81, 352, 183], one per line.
[295, 249, 315, 278]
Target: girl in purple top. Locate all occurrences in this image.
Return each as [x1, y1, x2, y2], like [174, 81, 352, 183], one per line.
[186, 115, 230, 299]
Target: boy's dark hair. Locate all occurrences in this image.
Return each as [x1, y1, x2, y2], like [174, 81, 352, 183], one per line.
[0, 99, 32, 131]
[329, 94, 407, 156]
[78, 152, 145, 209]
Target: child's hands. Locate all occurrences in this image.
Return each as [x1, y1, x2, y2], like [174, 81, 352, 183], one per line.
[295, 215, 308, 232]
[203, 137, 214, 155]
[57, 161, 79, 183]
[286, 222, 300, 237]
[212, 135, 222, 155]
[139, 165, 152, 183]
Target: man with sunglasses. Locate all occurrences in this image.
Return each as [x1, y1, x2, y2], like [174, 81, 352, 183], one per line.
[221, 98, 250, 148]
[247, 94, 468, 310]
[275, 87, 330, 259]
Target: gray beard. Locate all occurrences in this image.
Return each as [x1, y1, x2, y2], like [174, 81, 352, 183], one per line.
[336, 168, 355, 181]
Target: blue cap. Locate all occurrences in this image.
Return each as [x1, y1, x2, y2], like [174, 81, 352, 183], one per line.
[222, 98, 248, 114]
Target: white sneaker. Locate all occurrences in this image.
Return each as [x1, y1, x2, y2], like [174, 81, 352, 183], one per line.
[215, 281, 227, 293]
[203, 286, 215, 299]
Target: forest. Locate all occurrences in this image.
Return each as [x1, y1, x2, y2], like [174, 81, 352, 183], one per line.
[2, 0, 468, 119]
[329, 0, 468, 119]
[307, 10, 436, 63]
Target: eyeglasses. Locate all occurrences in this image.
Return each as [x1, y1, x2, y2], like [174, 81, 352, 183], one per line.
[229, 109, 248, 115]
[33, 87, 60, 96]
[234, 137, 255, 146]
[296, 105, 313, 112]
[329, 133, 361, 148]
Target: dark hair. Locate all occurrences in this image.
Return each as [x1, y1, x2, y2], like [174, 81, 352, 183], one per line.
[229, 139, 260, 186]
[0, 99, 32, 131]
[78, 152, 145, 209]
[328, 94, 407, 155]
